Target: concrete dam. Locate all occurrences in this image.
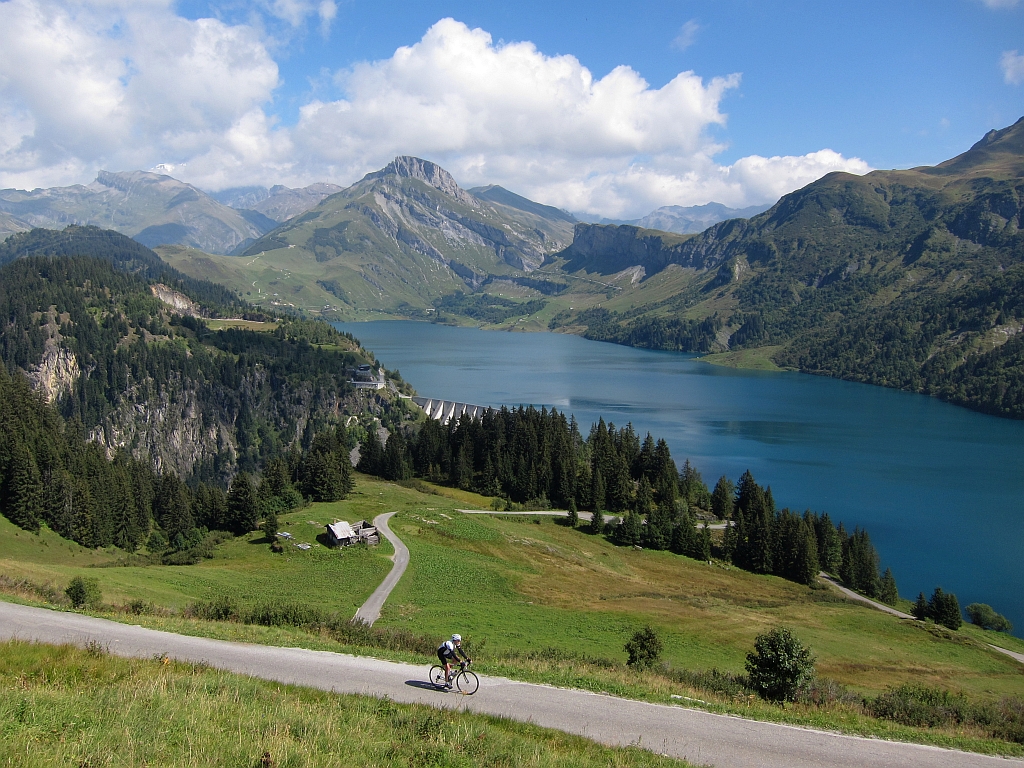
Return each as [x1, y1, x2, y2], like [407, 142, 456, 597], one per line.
[412, 397, 493, 425]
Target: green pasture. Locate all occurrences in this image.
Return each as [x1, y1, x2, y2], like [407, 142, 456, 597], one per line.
[0, 640, 687, 768]
[2, 473, 1022, 707]
[0, 504, 392, 614]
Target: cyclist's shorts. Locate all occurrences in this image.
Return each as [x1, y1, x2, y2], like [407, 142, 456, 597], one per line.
[437, 647, 455, 662]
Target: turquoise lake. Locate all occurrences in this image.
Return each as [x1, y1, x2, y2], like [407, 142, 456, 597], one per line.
[338, 320, 1024, 635]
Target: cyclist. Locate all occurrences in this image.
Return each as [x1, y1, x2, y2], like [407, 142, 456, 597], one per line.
[437, 633, 471, 687]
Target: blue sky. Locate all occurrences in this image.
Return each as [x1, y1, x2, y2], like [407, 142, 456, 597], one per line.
[1, 0, 1022, 216]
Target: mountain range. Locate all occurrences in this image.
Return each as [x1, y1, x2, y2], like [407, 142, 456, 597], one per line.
[586, 202, 771, 234]
[0, 171, 277, 255]
[547, 116, 1024, 417]
[159, 156, 578, 314]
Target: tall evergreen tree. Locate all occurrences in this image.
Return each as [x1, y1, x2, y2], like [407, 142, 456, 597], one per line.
[226, 472, 258, 534]
[711, 475, 735, 519]
[878, 568, 899, 606]
[5, 444, 43, 532]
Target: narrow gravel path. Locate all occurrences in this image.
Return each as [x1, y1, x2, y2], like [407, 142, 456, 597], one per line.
[352, 512, 408, 626]
[1, 602, 1019, 768]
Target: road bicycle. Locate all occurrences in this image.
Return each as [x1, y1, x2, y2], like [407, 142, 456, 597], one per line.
[428, 659, 479, 694]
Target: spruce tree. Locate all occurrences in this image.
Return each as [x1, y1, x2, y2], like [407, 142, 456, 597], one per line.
[912, 592, 930, 620]
[617, 510, 643, 546]
[6, 444, 42, 532]
[566, 498, 579, 528]
[226, 472, 258, 534]
[878, 568, 899, 606]
[711, 475, 735, 519]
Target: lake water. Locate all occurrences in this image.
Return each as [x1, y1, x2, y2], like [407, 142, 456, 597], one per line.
[338, 320, 1024, 635]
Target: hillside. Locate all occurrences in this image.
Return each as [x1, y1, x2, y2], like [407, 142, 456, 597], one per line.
[535, 117, 1024, 417]
[0, 171, 275, 254]
[210, 182, 345, 223]
[0, 227, 415, 485]
[161, 157, 576, 317]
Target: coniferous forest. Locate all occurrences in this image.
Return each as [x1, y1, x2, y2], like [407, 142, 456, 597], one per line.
[357, 404, 897, 597]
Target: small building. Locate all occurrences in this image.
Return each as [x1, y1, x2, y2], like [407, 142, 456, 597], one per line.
[325, 519, 380, 547]
[350, 364, 386, 390]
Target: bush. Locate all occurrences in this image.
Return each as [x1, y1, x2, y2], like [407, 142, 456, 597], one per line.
[624, 625, 663, 669]
[745, 627, 815, 703]
[185, 595, 238, 621]
[65, 576, 102, 609]
[966, 603, 1013, 633]
[869, 684, 970, 728]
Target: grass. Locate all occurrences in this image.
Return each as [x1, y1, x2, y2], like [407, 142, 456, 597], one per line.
[0, 504, 393, 614]
[2, 474, 1023, 755]
[0, 640, 689, 768]
[699, 346, 787, 371]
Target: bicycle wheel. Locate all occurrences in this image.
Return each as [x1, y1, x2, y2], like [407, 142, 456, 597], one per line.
[428, 665, 447, 689]
[455, 670, 479, 695]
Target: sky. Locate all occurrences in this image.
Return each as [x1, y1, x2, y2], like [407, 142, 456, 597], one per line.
[0, 0, 1022, 218]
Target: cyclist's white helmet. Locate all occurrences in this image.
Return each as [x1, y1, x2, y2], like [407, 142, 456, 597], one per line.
[451, 633, 462, 643]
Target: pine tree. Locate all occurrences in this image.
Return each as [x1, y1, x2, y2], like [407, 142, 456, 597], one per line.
[617, 510, 643, 546]
[912, 591, 930, 620]
[929, 588, 962, 630]
[698, 521, 712, 562]
[566, 498, 579, 528]
[357, 428, 384, 476]
[262, 509, 279, 543]
[226, 472, 258, 534]
[878, 568, 899, 606]
[711, 475, 735, 519]
[793, 521, 820, 586]
[5, 444, 42, 532]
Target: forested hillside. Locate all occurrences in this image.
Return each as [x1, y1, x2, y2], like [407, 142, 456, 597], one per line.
[547, 117, 1024, 418]
[357, 404, 895, 598]
[0, 227, 417, 480]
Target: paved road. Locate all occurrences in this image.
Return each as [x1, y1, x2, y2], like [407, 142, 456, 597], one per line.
[818, 573, 914, 619]
[353, 512, 407, 626]
[1, 602, 1018, 768]
[819, 573, 1024, 666]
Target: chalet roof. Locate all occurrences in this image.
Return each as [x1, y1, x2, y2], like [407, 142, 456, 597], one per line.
[326, 521, 355, 539]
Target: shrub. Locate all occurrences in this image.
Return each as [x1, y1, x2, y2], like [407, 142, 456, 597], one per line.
[185, 595, 238, 621]
[965, 603, 1013, 633]
[744, 627, 815, 703]
[65, 576, 102, 609]
[624, 625, 663, 669]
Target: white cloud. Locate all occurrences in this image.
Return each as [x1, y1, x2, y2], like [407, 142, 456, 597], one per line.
[977, 0, 1018, 8]
[1002, 50, 1024, 85]
[0, 0, 280, 188]
[672, 20, 701, 52]
[289, 18, 868, 216]
[0, 11, 869, 217]
[318, 1, 337, 36]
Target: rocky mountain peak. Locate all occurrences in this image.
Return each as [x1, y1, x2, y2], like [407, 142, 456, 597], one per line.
[368, 156, 474, 205]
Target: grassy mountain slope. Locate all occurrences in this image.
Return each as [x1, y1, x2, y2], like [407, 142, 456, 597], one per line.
[535, 117, 1024, 417]
[0, 171, 275, 254]
[168, 157, 575, 317]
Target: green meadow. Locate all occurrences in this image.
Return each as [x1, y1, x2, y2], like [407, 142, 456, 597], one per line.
[0, 640, 687, 768]
[3, 473, 1024, 754]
